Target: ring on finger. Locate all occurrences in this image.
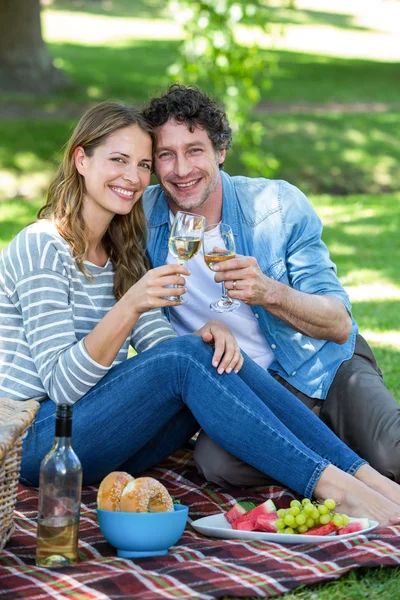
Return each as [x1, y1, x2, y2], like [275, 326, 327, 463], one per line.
[232, 280, 237, 290]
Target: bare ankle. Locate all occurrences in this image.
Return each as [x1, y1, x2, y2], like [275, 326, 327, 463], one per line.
[313, 465, 347, 504]
[354, 463, 375, 482]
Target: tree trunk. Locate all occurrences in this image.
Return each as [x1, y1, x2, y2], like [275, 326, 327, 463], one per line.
[0, 0, 70, 93]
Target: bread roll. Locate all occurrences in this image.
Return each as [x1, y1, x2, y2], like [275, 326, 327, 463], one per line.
[120, 476, 174, 513]
[97, 471, 134, 511]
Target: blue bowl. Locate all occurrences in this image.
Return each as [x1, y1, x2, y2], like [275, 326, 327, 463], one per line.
[97, 504, 188, 558]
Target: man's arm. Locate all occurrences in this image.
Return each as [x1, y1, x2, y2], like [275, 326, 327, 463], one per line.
[213, 257, 351, 343]
[213, 181, 352, 344]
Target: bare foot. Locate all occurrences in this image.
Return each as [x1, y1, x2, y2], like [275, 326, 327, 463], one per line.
[314, 465, 400, 527]
[354, 464, 400, 507]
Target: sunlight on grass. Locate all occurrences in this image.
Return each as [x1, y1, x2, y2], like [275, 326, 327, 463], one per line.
[347, 283, 400, 301]
[43, 11, 182, 43]
[0, 171, 52, 201]
[363, 331, 400, 349]
[341, 269, 397, 288]
[42, 0, 400, 64]
[237, 3, 400, 61]
[325, 243, 356, 257]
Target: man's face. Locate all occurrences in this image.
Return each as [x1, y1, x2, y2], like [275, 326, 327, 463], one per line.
[153, 120, 226, 214]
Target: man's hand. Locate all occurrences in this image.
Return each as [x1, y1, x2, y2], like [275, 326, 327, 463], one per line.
[194, 320, 244, 374]
[212, 254, 275, 306]
[211, 254, 351, 343]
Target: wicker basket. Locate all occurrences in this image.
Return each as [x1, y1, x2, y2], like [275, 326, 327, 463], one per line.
[0, 398, 40, 552]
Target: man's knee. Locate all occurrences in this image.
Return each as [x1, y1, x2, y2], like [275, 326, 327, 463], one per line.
[193, 431, 276, 488]
[193, 431, 237, 485]
[366, 444, 400, 483]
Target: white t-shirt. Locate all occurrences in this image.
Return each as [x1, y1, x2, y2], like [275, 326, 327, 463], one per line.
[166, 220, 275, 370]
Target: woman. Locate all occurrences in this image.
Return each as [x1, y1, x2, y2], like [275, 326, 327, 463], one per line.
[1, 101, 399, 526]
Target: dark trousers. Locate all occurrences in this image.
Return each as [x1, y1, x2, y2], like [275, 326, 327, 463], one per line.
[194, 335, 400, 486]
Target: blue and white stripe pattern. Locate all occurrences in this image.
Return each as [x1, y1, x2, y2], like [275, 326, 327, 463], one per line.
[0, 220, 177, 404]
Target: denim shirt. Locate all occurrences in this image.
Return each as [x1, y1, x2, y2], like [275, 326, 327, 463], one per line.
[143, 171, 358, 399]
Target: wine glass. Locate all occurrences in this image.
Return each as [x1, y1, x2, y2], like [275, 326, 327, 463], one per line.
[167, 211, 205, 303]
[203, 222, 240, 312]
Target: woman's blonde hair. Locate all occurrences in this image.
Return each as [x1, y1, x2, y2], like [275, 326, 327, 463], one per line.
[38, 101, 153, 299]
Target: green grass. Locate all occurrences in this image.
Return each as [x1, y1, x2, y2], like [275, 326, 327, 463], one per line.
[3, 109, 400, 198]
[3, 38, 400, 194]
[1, 2, 400, 196]
[47, 0, 167, 19]
[225, 110, 400, 193]
[6, 42, 400, 109]
[259, 50, 400, 104]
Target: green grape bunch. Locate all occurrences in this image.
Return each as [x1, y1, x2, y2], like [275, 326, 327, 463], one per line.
[275, 498, 350, 535]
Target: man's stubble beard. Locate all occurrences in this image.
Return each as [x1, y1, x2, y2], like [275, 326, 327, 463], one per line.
[159, 170, 220, 212]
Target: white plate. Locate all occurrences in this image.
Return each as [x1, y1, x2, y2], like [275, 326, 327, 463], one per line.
[191, 513, 378, 544]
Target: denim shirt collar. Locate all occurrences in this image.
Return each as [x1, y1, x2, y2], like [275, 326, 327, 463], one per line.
[221, 170, 239, 236]
[147, 190, 170, 228]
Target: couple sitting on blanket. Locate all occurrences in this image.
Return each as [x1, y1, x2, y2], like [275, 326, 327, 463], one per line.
[1, 85, 400, 527]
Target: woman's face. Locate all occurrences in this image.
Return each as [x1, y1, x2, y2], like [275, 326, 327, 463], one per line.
[75, 124, 152, 223]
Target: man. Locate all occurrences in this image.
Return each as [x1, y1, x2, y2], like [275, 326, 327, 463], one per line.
[142, 84, 400, 487]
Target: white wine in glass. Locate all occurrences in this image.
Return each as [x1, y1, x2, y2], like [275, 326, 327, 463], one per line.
[167, 211, 205, 303]
[203, 223, 240, 313]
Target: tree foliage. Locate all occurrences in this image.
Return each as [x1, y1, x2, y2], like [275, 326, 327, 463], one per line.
[168, 0, 295, 175]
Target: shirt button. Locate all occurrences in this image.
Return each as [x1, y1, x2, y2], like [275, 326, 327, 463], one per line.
[271, 344, 276, 349]
[255, 313, 259, 319]
[291, 371, 296, 377]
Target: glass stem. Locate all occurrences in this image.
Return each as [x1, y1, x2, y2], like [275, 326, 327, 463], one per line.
[221, 281, 233, 306]
[171, 260, 185, 301]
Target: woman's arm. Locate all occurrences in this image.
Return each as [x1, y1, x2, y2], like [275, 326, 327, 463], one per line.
[8, 230, 189, 404]
[84, 264, 189, 365]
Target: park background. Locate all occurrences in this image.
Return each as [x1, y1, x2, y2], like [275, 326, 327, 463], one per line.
[1, 1, 400, 598]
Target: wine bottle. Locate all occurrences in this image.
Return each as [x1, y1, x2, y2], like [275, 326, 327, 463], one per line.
[36, 405, 82, 568]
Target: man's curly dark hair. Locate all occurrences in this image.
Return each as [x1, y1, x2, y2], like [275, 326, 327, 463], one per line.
[142, 84, 232, 168]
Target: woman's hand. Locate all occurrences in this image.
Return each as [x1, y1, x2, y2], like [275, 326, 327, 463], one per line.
[194, 320, 244, 375]
[127, 264, 190, 315]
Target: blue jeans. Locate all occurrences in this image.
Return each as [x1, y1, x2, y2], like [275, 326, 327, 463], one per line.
[20, 335, 365, 496]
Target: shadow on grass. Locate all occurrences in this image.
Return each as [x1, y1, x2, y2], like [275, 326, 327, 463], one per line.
[249, 4, 377, 32]
[321, 198, 400, 283]
[46, 39, 179, 106]
[258, 50, 400, 105]
[0, 120, 70, 172]
[45, 0, 167, 19]
[0, 39, 180, 112]
[230, 111, 400, 194]
[1, 42, 400, 195]
[3, 41, 400, 109]
[47, 0, 378, 34]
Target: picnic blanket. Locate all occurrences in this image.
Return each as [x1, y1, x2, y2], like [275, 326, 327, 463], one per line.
[1, 446, 400, 600]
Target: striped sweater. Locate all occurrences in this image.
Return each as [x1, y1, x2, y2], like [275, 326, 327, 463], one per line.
[0, 220, 177, 404]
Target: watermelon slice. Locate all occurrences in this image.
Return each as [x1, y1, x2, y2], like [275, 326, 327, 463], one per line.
[234, 499, 277, 525]
[224, 501, 255, 525]
[304, 522, 339, 536]
[337, 518, 370, 535]
[255, 513, 279, 533]
[232, 517, 259, 531]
